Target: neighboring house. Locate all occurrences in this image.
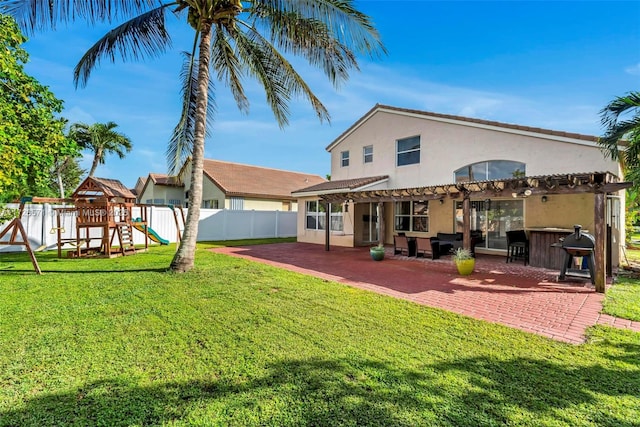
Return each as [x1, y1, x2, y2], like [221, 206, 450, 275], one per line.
[292, 104, 629, 278]
[139, 159, 326, 211]
[132, 176, 147, 201]
[137, 173, 184, 206]
[183, 159, 326, 211]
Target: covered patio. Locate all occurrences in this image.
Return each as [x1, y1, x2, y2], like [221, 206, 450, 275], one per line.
[212, 242, 640, 344]
[316, 171, 632, 293]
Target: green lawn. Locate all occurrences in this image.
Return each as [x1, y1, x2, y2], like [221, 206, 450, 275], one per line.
[604, 247, 640, 321]
[1, 242, 639, 426]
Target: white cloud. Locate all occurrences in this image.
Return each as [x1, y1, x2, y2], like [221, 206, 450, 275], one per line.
[135, 149, 167, 173]
[63, 106, 96, 125]
[625, 63, 640, 76]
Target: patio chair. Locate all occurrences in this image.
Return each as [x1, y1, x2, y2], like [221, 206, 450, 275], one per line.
[394, 235, 410, 256]
[415, 237, 431, 258]
[506, 230, 529, 265]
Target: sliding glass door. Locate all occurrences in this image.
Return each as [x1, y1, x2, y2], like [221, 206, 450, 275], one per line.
[362, 202, 379, 244]
[455, 200, 524, 250]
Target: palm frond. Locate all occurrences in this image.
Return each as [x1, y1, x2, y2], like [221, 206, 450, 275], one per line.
[167, 49, 216, 176]
[73, 5, 172, 87]
[211, 25, 249, 114]
[0, 0, 158, 33]
[244, 9, 357, 87]
[231, 24, 329, 127]
[599, 91, 640, 161]
[250, 0, 386, 58]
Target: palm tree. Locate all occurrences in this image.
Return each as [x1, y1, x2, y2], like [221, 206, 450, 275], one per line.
[3, 0, 385, 272]
[599, 91, 640, 183]
[69, 121, 133, 177]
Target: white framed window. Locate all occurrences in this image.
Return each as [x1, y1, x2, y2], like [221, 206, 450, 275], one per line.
[363, 145, 373, 163]
[394, 201, 429, 232]
[341, 150, 350, 167]
[168, 199, 182, 206]
[306, 201, 343, 231]
[396, 136, 420, 166]
[203, 199, 219, 209]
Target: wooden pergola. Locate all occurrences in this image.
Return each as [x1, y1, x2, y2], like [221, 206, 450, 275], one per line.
[319, 171, 632, 293]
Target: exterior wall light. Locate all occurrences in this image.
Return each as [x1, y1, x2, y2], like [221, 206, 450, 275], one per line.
[541, 195, 548, 203]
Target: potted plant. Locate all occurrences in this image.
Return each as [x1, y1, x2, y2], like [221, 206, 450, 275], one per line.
[370, 244, 385, 261]
[453, 247, 475, 275]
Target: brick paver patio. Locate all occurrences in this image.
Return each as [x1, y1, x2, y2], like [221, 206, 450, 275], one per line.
[212, 242, 640, 344]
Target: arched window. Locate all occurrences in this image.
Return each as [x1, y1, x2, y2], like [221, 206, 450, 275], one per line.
[454, 160, 526, 182]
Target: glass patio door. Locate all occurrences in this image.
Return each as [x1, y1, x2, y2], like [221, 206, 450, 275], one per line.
[456, 200, 524, 250]
[362, 202, 379, 243]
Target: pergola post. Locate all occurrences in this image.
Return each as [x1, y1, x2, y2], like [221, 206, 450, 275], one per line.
[378, 202, 385, 246]
[324, 202, 330, 251]
[594, 192, 606, 292]
[462, 196, 471, 250]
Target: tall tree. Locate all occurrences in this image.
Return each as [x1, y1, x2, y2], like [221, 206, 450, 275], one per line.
[69, 121, 132, 177]
[599, 91, 640, 247]
[2, 0, 385, 272]
[599, 91, 640, 184]
[51, 153, 85, 198]
[0, 13, 77, 202]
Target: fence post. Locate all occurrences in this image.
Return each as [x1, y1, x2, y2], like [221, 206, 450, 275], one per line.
[222, 209, 228, 240]
[275, 210, 279, 238]
[250, 210, 255, 238]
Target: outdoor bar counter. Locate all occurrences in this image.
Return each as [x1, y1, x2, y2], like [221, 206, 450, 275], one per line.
[527, 228, 574, 270]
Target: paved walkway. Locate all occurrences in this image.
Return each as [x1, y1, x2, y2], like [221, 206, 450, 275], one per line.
[212, 243, 640, 344]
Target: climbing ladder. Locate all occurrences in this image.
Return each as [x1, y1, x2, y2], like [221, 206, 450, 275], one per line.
[111, 222, 136, 255]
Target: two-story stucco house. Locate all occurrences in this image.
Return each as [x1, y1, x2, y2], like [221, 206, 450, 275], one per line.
[293, 104, 630, 287]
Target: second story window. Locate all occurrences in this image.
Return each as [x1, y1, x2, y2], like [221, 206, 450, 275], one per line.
[454, 160, 526, 182]
[341, 151, 349, 167]
[397, 136, 420, 166]
[363, 145, 373, 163]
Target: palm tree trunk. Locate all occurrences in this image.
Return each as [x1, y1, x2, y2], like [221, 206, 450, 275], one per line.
[88, 149, 102, 177]
[170, 23, 213, 273]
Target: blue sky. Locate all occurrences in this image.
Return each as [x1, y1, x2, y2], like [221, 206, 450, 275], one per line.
[20, 0, 640, 188]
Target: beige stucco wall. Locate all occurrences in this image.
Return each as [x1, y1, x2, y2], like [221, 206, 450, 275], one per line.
[330, 111, 620, 187]
[296, 197, 354, 247]
[525, 194, 595, 231]
[201, 179, 226, 207]
[232, 198, 293, 211]
[139, 184, 185, 205]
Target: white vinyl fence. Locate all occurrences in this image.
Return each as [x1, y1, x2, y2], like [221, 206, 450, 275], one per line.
[0, 204, 297, 253]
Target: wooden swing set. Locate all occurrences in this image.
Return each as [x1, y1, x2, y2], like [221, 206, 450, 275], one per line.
[0, 177, 185, 274]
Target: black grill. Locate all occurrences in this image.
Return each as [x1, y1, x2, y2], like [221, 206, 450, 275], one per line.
[559, 225, 595, 284]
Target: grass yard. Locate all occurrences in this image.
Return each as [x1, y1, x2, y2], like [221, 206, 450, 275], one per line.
[0, 242, 639, 426]
[603, 247, 640, 321]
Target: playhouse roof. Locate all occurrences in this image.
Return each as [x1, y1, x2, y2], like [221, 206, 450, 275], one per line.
[73, 177, 137, 200]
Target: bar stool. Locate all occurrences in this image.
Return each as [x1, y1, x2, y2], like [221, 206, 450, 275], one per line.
[506, 230, 529, 265]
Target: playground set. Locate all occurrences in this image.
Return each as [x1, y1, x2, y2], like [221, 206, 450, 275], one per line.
[0, 177, 185, 274]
